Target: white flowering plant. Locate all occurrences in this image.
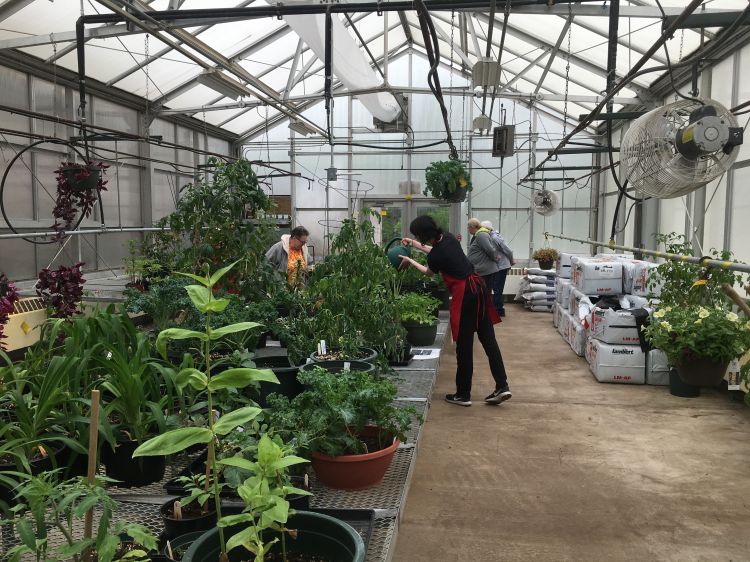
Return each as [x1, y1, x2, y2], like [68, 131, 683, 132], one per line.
[644, 304, 750, 365]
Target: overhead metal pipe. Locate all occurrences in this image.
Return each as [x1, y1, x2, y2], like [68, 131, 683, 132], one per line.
[0, 226, 171, 240]
[544, 232, 750, 275]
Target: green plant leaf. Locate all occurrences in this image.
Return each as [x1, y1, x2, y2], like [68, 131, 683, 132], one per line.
[175, 271, 210, 287]
[271, 455, 309, 470]
[94, 534, 119, 562]
[156, 328, 209, 358]
[204, 298, 230, 313]
[209, 322, 263, 340]
[185, 284, 212, 313]
[175, 368, 208, 391]
[226, 526, 259, 552]
[208, 368, 278, 391]
[217, 456, 256, 471]
[15, 519, 35, 551]
[217, 512, 255, 527]
[214, 406, 263, 435]
[209, 260, 241, 286]
[132, 427, 213, 457]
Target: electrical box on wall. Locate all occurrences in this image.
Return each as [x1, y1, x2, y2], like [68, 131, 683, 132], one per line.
[492, 125, 515, 157]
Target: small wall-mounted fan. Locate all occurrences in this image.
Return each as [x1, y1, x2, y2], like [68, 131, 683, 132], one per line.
[620, 99, 743, 199]
[532, 189, 560, 216]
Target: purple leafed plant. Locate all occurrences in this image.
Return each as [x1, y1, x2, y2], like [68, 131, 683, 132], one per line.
[53, 162, 108, 241]
[36, 263, 86, 319]
[0, 273, 20, 350]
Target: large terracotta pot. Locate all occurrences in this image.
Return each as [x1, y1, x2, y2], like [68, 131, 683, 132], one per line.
[675, 353, 729, 387]
[312, 426, 399, 490]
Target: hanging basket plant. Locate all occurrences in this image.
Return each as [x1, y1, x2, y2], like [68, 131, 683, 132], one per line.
[53, 161, 108, 241]
[423, 159, 472, 202]
[0, 273, 20, 351]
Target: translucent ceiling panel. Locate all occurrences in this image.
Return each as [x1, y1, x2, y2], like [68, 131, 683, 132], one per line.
[114, 52, 202, 99]
[238, 31, 298, 76]
[167, 84, 225, 110]
[71, 38, 154, 85]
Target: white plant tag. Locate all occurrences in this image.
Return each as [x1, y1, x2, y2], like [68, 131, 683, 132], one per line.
[727, 359, 741, 390]
[320, 339, 327, 355]
[344, 362, 351, 370]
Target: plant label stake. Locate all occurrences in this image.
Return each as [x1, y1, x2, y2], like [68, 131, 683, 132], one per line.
[83, 389, 101, 562]
[319, 340, 327, 355]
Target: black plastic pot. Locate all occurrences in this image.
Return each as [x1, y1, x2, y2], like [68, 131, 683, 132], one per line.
[61, 165, 101, 191]
[675, 354, 729, 387]
[431, 286, 450, 310]
[181, 510, 365, 562]
[101, 440, 166, 488]
[669, 369, 701, 398]
[161, 498, 217, 541]
[253, 355, 303, 407]
[403, 319, 439, 346]
[162, 531, 205, 561]
[538, 259, 554, 270]
[310, 347, 378, 363]
[300, 360, 375, 374]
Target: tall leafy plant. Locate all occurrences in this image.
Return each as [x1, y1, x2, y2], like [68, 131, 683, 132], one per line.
[133, 261, 278, 560]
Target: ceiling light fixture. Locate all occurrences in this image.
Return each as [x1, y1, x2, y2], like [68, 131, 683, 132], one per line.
[196, 69, 252, 100]
[289, 120, 318, 136]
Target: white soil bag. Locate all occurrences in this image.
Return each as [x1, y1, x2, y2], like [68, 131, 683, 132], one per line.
[567, 317, 586, 357]
[526, 267, 556, 277]
[646, 349, 669, 385]
[555, 278, 571, 305]
[559, 309, 572, 338]
[631, 262, 662, 297]
[556, 253, 578, 279]
[586, 339, 646, 384]
[571, 258, 624, 296]
[553, 302, 561, 327]
[590, 307, 641, 345]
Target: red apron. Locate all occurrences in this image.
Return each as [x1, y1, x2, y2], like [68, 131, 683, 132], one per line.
[442, 272, 501, 342]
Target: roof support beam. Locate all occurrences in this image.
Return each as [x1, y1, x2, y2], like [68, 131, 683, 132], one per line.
[0, 0, 34, 23]
[398, 12, 412, 44]
[432, 18, 473, 67]
[496, 47, 550, 94]
[284, 39, 305, 101]
[466, 13, 482, 59]
[0, 23, 132, 50]
[534, 15, 571, 95]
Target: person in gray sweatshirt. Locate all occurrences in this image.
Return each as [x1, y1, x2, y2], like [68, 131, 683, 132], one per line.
[481, 220, 514, 316]
[466, 217, 500, 293]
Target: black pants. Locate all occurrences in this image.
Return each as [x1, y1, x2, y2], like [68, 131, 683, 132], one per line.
[455, 281, 508, 397]
[493, 268, 510, 313]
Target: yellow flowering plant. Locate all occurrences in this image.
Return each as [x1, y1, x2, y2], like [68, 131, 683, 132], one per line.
[644, 304, 750, 365]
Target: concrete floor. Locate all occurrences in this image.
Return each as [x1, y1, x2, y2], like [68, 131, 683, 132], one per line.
[394, 303, 750, 562]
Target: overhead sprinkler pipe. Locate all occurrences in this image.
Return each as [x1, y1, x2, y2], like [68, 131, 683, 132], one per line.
[543, 232, 750, 275]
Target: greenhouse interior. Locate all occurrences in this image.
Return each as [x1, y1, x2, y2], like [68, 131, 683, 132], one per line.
[1, 0, 750, 560]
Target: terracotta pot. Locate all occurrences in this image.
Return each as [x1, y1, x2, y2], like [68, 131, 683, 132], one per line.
[311, 426, 399, 490]
[675, 353, 729, 387]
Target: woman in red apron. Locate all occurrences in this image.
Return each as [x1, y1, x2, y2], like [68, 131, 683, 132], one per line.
[399, 215, 511, 407]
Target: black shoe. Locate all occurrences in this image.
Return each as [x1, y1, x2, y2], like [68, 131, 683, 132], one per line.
[445, 393, 472, 407]
[485, 386, 512, 404]
[499, 310, 506, 317]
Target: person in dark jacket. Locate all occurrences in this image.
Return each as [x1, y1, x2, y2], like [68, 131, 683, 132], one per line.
[398, 215, 511, 407]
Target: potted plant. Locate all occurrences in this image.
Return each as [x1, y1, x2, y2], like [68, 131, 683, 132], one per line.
[1, 471, 157, 562]
[268, 367, 418, 490]
[423, 159, 472, 202]
[0, 273, 19, 351]
[398, 292, 441, 346]
[531, 248, 559, 270]
[161, 473, 219, 540]
[133, 261, 279, 561]
[35, 262, 86, 318]
[644, 305, 750, 387]
[53, 161, 107, 241]
[182, 434, 364, 562]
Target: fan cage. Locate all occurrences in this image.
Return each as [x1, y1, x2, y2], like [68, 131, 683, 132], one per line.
[620, 99, 739, 199]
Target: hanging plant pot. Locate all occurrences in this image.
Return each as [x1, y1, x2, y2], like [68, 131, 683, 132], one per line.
[60, 165, 101, 191]
[312, 426, 399, 490]
[161, 498, 217, 541]
[181, 510, 365, 562]
[101, 440, 166, 488]
[446, 184, 468, 203]
[675, 353, 729, 387]
[538, 259, 554, 270]
[403, 319, 439, 346]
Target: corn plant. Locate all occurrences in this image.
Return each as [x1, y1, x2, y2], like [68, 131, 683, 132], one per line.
[133, 261, 278, 560]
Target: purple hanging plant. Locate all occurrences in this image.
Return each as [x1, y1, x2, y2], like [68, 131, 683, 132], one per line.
[36, 262, 86, 319]
[53, 161, 108, 241]
[0, 273, 20, 351]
